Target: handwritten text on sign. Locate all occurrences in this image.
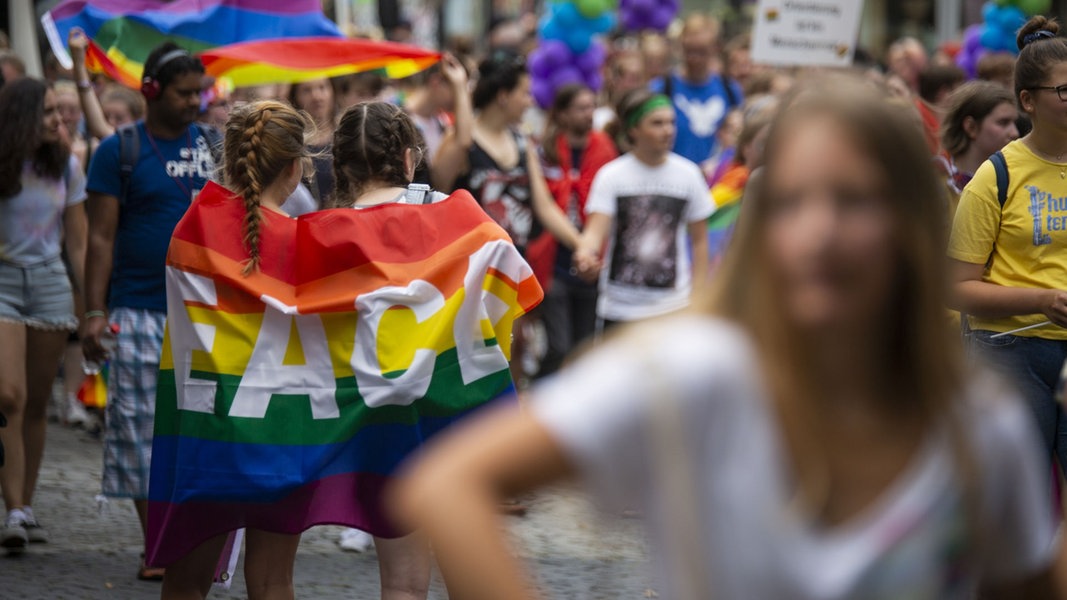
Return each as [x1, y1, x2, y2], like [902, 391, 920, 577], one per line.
[751, 0, 865, 67]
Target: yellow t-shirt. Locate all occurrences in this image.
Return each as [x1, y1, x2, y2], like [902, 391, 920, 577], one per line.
[948, 139, 1067, 339]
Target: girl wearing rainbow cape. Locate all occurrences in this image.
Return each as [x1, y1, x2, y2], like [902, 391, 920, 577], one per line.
[148, 100, 541, 599]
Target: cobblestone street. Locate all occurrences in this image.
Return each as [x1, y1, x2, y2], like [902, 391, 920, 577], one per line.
[0, 423, 653, 599]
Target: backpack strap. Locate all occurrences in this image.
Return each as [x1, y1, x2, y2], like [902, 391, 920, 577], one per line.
[721, 76, 739, 109]
[990, 150, 1009, 208]
[117, 123, 140, 207]
[661, 74, 674, 99]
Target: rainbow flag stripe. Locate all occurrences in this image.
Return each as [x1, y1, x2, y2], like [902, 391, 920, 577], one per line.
[42, 0, 341, 87]
[707, 163, 750, 265]
[146, 182, 542, 567]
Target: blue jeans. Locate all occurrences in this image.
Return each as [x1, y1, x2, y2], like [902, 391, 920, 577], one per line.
[971, 330, 1067, 475]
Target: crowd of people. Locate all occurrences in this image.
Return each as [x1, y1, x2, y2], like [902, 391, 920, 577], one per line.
[1, 8, 1067, 598]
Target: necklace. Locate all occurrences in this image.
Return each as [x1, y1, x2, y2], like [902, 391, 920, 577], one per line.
[145, 127, 195, 197]
[1027, 139, 1067, 178]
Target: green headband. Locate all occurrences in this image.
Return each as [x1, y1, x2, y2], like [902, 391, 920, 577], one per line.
[625, 95, 672, 130]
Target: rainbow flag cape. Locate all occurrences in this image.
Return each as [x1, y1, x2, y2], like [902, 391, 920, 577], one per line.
[199, 37, 442, 87]
[76, 365, 108, 409]
[146, 182, 542, 567]
[41, 0, 342, 88]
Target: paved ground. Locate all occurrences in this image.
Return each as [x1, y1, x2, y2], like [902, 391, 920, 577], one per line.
[0, 422, 654, 599]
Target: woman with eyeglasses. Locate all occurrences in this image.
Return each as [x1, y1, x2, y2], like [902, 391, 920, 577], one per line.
[950, 16, 1067, 481]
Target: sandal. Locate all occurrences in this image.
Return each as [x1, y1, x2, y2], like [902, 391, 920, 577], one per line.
[137, 554, 166, 581]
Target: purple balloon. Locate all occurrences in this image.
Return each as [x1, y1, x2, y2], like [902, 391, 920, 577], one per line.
[532, 78, 555, 109]
[528, 49, 553, 79]
[585, 71, 603, 92]
[650, 5, 674, 30]
[575, 42, 606, 74]
[550, 65, 585, 89]
[963, 24, 982, 53]
[542, 39, 576, 67]
[621, 9, 646, 31]
[631, 0, 656, 17]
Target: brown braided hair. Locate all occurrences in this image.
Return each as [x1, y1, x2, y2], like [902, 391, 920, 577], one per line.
[331, 101, 425, 207]
[223, 100, 314, 275]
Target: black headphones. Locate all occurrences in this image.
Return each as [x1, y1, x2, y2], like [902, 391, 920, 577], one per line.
[141, 48, 191, 100]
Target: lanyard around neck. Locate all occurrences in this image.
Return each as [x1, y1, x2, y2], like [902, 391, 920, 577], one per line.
[145, 126, 195, 199]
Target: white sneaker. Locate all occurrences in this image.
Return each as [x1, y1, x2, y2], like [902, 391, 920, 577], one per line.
[1, 511, 29, 552]
[338, 528, 373, 552]
[65, 395, 90, 427]
[24, 516, 47, 544]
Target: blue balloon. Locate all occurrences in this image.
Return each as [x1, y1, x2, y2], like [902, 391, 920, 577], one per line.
[555, 2, 583, 28]
[540, 15, 565, 41]
[996, 6, 1026, 32]
[981, 0, 998, 24]
[566, 27, 593, 54]
[979, 24, 1000, 50]
[593, 12, 615, 33]
[998, 27, 1019, 52]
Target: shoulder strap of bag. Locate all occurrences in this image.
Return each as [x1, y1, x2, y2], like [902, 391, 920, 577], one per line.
[962, 150, 1009, 340]
[990, 150, 1009, 208]
[722, 75, 739, 109]
[117, 122, 140, 207]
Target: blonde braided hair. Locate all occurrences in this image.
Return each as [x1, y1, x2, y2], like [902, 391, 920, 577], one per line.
[222, 100, 314, 275]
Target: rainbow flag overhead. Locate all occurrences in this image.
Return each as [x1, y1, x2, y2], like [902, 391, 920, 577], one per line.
[199, 37, 442, 87]
[146, 182, 541, 567]
[41, 0, 342, 88]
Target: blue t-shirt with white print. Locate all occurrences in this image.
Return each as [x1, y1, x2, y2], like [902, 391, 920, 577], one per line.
[86, 121, 214, 312]
[651, 73, 742, 165]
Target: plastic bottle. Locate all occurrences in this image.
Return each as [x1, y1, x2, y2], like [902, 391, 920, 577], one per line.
[82, 323, 120, 375]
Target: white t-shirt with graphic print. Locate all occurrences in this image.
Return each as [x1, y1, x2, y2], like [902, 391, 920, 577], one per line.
[532, 316, 1056, 600]
[585, 153, 713, 321]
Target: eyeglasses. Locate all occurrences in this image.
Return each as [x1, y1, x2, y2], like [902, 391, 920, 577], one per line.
[1029, 84, 1067, 101]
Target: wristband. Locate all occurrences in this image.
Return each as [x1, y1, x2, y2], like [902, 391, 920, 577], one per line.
[84, 310, 107, 320]
[76, 80, 93, 91]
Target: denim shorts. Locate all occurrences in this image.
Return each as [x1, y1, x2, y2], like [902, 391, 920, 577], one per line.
[0, 257, 77, 331]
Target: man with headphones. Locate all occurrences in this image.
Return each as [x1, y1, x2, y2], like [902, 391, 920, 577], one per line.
[81, 42, 214, 581]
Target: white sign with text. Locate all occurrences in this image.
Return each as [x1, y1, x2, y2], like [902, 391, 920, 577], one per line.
[751, 0, 865, 67]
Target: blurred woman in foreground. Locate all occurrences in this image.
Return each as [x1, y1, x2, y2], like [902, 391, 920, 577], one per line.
[391, 76, 1059, 599]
